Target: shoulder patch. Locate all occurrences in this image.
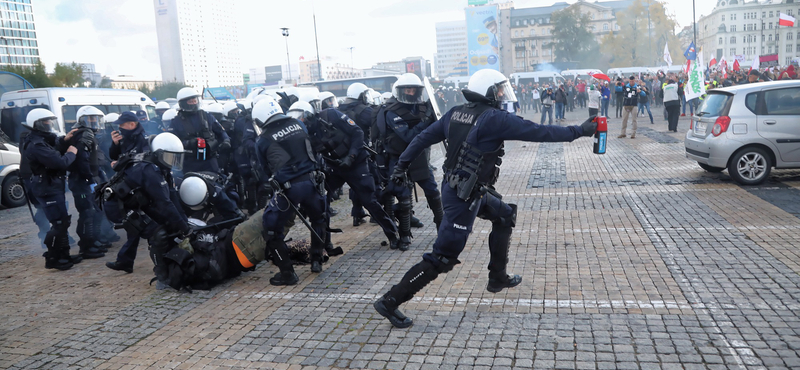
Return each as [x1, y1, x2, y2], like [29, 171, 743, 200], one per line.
[347, 118, 356, 126]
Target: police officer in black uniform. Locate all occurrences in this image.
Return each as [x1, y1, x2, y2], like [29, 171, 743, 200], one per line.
[373, 69, 598, 328]
[168, 87, 231, 174]
[105, 111, 151, 273]
[66, 106, 108, 259]
[21, 109, 82, 270]
[375, 73, 444, 251]
[253, 98, 327, 284]
[98, 132, 192, 287]
[337, 84, 378, 226]
[288, 99, 400, 251]
[231, 97, 269, 214]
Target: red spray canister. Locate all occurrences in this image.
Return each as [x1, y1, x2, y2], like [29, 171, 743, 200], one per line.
[197, 138, 207, 160]
[593, 116, 607, 155]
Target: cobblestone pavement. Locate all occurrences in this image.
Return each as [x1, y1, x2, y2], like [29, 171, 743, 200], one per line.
[3, 106, 800, 369]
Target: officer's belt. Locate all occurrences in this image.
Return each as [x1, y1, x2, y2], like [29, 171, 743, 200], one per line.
[287, 172, 313, 184]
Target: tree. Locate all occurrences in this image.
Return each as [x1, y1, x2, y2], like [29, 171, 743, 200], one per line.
[0, 60, 55, 88]
[51, 62, 85, 87]
[550, 7, 599, 68]
[99, 76, 112, 88]
[601, 0, 683, 68]
[149, 82, 189, 101]
[137, 83, 152, 96]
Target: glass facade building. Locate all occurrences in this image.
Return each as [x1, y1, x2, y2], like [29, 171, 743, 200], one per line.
[0, 0, 39, 66]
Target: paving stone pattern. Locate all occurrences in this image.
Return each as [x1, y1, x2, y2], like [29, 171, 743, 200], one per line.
[2, 109, 800, 369]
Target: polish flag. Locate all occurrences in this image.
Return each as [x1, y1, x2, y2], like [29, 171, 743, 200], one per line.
[779, 13, 796, 27]
[733, 59, 740, 71]
[709, 57, 717, 68]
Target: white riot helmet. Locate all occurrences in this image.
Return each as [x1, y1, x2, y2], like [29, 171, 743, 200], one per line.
[252, 94, 270, 107]
[155, 101, 170, 117]
[381, 92, 393, 101]
[150, 132, 186, 171]
[367, 89, 382, 106]
[346, 82, 370, 104]
[251, 99, 284, 128]
[286, 101, 315, 122]
[466, 69, 517, 107]
[222, 101, 240, 119]
[392, 73, 425, 104]
[24, 108, 59, 134]
[319, 91, 338, 110]
[179, 176, 209, 210]
[206, 102, 225, 122]
[104, 112, 120, 131]
[299, 91, 321, 112]
[161, 108, 178, 123]
[75, 106, 105, 132]
[176, 87, 201, 112]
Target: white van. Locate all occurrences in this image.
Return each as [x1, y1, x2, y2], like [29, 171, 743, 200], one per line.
[0, 131, 24, 208]
[510, 71, 566, 87]
[0, 88, 156, 144]
[607, 67, 651, 79]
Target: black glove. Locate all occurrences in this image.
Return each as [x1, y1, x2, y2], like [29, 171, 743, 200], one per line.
[339, 155, 354, 168]
[259, 183, 274, 197]
[580, 116, 598, 137]
[219, 139, 231, 151]
[79, 130, 95, 151]
[183, 138, 198, 149]
[390, 166, 409, 186]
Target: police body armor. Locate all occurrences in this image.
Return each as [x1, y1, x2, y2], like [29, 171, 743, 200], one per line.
[96, 153, 157, 233]
[377, 101, 433, 182]
[443, 103, 504, 201]
[25, 132, 67, 179]
[311, 116, 351, 161]
[176, 110, 218, 158]
[340, 103, 370, 143]
[260, 117, 317, 183]
[75, 129, 102, 182]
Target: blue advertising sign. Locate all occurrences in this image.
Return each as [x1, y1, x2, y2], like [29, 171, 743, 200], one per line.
[203, 87, 235, 100]
[465, 5, 500, 76]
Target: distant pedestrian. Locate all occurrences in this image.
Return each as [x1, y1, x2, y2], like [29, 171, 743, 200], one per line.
[619, 76, 638, 139]
[587, 84, 600, 118]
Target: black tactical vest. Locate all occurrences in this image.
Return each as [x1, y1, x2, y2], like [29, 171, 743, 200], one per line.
[382, 101, 429, 156]
[443, 103, 504, 199]
[260, 117, 316, 176]
[23, 131, 66, 178]
[310, 117, 351, 160]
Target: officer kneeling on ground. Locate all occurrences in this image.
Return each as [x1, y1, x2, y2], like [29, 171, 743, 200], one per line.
[98, 132, 192, 287]
[373, 69, 598, 328]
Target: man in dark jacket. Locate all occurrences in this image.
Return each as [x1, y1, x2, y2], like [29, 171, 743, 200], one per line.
[619, 76, 639, 138]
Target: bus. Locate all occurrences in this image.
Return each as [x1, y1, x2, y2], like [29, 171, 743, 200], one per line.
[299, 75, 400, 97]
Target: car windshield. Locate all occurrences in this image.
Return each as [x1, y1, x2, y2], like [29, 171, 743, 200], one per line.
[697, 93, 731, 117]
[1, 105, 51, 144]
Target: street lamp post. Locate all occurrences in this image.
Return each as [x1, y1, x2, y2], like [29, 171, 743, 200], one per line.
[281, 28, 291, 82]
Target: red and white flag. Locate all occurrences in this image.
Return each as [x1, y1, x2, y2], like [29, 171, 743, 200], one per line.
[709, 57, 717, 68]
[733, 59, 740, 71]
[750, 55, 760, 72]
[779, 13, 796, 27]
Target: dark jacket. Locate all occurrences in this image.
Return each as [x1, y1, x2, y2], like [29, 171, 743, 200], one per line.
[109, 124, 150, 161]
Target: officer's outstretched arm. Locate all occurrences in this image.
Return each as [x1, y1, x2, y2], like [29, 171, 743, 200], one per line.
[386, 111, 432, 144]
[397, 113, 448, 170]
[500, 110, 583, 143]
[32, 142, 76, 170]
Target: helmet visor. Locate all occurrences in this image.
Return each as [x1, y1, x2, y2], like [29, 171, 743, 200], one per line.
[394, 85, 426, 104]
[286, 109, 308, 121]
[179, 96, 200, 111]
[79, 115, 105, 131]
[34, 117, 59, 134]
[321, 97, 338, 110]
[493, 80, 517, 103]
[161, 151, 184, 172]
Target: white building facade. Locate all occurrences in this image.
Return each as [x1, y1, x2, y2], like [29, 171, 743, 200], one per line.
[435, 20, 468, 78]
[698, 0, 800, 67]
[153, 0, 242, 90]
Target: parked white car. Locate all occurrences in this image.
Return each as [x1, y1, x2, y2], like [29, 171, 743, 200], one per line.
[0, 132, 24, 208]
[685, 80, 800, 185]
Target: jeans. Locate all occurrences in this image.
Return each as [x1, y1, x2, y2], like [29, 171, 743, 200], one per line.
[615, 96, 624, 117]
[600, 99, 610, 117]
[555, 102, 564, 120]
[680, 95, 687, 114]
[540, 105, 553, 124]
[638, 101, 653, 123]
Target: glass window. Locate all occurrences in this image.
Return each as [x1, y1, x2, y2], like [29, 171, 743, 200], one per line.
[0, 104, 50, 143]
[745, 93, 758, 114]
[764, 88, 800, 115]
[697, 92, 732, 117]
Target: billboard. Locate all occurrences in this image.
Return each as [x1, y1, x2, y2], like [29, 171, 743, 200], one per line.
[465, 5, 500, 76]
[405, 60, 422, 79]
[264, 65, 282, 83]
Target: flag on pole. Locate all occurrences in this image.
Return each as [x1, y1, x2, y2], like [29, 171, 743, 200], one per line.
[750, 55, 759, 72]
[683, 42, 696, 74]
[779, 13, 796, 27]
[733, 59, 740, 71]
[718, 56, 728, 79]
[709, 57, 717, 68]
[686, 50, 706, 101]
[663, 42, 672, 67]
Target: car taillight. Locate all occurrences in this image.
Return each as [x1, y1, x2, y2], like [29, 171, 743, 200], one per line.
[711, 116, 731, 136]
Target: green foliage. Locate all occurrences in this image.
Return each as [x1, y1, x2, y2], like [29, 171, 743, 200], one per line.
[138, 83, 152, 96]
[550, 7, 600, 68]
[51, 62, 85, 87]
[601, 0, 682, 67]
[0, 59, 55, 88]
[148, 82, 189, 101]
[99, 76, 112, 88]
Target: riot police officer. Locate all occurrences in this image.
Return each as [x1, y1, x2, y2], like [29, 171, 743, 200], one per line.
[98, 132, 192, 287]
[206, 102, 234, 174]
[168, 87, 231, 174]
[105, 111, 151, 273]
[154, 102, 171, 132]
[253, 99, 326, 284]
[66, 106, 107, 259]
[375, 73, 443, 251]
[373, 69, 598, 328]
[21, 109, 81, 270]
[287, 100, 399, 251]
[229, 99, 265, 214]
[178, 172, 245, 221]
[338, 84, 378, 226]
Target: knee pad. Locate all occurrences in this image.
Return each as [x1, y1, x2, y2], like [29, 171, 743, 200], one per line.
[492, 203, 517, 229]
[431, 253, 461, 273]
[398, 198, 413, 212]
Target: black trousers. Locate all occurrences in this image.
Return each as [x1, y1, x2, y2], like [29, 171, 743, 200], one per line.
[666, 104, 681, 131]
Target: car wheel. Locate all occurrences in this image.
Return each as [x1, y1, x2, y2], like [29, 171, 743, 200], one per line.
[728, 147, 772, 185]
[1, 173, 27, 208]
[698, 162, 725, 173]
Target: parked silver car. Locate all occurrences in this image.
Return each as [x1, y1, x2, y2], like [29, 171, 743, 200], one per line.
[684, 80, 800, 185]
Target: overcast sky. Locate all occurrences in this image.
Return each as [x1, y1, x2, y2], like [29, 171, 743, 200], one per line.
[34, 0, 715, 80]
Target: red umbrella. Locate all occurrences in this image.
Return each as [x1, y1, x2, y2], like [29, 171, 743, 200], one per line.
[589, 72, 611, 82]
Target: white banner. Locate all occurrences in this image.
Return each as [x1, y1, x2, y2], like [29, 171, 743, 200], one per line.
[735, 54, 746, 63]
[685, 53, 706, 101]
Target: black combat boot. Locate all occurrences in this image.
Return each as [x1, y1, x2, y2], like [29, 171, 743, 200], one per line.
[427, 195, 444, 232]
[43, 224, 73, 271]
[77, 212, 105, 259]
[267, 238, 299, 286]
[374, 259, 444, 328]
[395, 199, 413, 251]
[486, 205, 522, 293]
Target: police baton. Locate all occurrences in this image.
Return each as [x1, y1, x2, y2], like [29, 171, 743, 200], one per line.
[269, 179, 325, 244]
[17, 177, 36, 222]
[203, 87, 219, 103]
